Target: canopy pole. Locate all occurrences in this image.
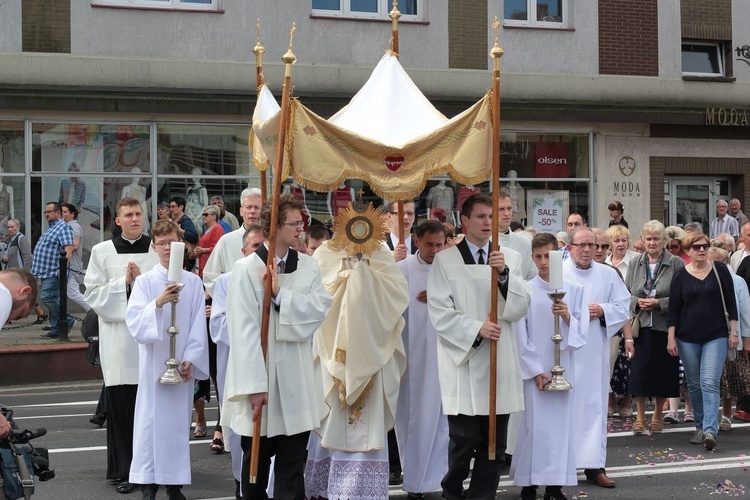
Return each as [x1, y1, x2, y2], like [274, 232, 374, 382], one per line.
[253, 19, 268, 202]
[249, 22, 297, 485]
[488, 16, 504, 461]
[389, 2, 406, 243]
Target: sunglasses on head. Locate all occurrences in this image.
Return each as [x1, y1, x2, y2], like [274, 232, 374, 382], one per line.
[691, 243, 709, 251]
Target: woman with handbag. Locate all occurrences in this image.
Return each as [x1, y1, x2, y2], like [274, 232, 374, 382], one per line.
[625, 221, 684, 435]
[667, 232, 739, 451]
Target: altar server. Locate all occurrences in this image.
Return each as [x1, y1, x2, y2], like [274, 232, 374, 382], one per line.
[223, 194, 332, 500]
[395, 220, 449, 497]
[564, 227, 630, 488]
[427, 193, 531, 500]
[125, 220, 209, 500]
[511, 233, 586, 500]
[84, 197, 158, 494]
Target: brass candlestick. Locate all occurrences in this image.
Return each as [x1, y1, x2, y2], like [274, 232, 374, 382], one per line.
[159, 282, 186, 385]
[543, 290, 572, 391]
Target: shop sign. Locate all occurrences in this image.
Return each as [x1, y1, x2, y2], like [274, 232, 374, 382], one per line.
[534, 142, 568, 178]
[705, 107, 749, 126]
[612, 156, 640, 197]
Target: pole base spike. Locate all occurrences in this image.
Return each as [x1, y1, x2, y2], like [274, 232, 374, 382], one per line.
[249, 475, 257, 484]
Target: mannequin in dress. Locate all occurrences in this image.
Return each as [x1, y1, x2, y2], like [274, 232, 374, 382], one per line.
[426, 180, 454, 225]
[121, 167, 149, 234]
[186, 167, 208, 233]
[327, 183, 355, 219]
[0, 167, 14, 238]
[504, 170, 527, 225]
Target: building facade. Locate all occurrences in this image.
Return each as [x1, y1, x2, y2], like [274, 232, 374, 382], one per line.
[1, 0, 749, 263]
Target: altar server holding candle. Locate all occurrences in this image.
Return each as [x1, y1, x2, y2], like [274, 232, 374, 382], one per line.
[511, 233, 586, 500]
[125, 220, 208, 500]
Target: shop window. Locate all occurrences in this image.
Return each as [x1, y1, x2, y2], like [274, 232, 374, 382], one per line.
[504, 0, 567, 27]
[157, 124, 251, 177]
[312, 0, 421, 20]
[682, 41, 724, 77]
[0, 121, 26, 174]
[92, 0, 220, 11]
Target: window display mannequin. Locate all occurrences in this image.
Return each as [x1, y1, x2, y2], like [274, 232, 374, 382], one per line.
[186, 167, 208, 233]
[327, 183, 355, 219]
[121, 167, 149, 234]
[426, 180, 454, 225]
[503, 170, 526, 225]
[283, 182, 311, 230]
[0, 167, 14, 237]
[59, 162, 87, 209]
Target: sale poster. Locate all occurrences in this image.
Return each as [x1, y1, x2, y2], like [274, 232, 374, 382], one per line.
[527, 190, 569, 233]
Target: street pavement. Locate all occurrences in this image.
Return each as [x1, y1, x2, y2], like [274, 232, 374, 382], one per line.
[3, 382, 750, 499]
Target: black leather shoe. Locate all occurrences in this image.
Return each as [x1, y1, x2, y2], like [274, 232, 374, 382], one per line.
[89, 414, 106, 427]
[521, 485, 537, 500]
[116, 481, 134, 494]
[389, 471, 403, 485]
[166, 485, 187, 500]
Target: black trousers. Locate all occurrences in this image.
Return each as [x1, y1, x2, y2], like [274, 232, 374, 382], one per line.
[240, 431, 309, 500]
[105, 384, 138, 480]
[388, 429, 401, 473]
[442, 414, 509, 500]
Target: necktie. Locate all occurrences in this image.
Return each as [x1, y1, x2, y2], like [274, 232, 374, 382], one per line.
[477, 248, 485, 265]
[277, 259, 285, 274]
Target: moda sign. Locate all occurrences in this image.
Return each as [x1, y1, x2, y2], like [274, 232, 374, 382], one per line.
[705, 108, 750, 126]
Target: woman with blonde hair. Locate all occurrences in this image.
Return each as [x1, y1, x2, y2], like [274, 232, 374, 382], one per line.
[606, 225, 639, 277]
[668, 232, 739, 450]
[625, 221, 684, 434]
[665, 226, 691, 265]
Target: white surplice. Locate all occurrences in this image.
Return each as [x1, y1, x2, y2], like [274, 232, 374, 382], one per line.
[208, 272, 242, 482]
[202, 227, 245, 296]
[0, 283, 11, 326]
[427, 243, 532, 416]
[498, 230, 538, 280]
[222, 250, 331, 438]
[84, 240, 158, 386]
[125, 265, 208, 485]
[563, 260, 629, 469]
[511, 275, 586, 487]
[395, 253, 449, 494]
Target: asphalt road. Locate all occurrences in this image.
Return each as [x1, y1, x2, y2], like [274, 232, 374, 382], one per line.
[3, 382, 750, 499]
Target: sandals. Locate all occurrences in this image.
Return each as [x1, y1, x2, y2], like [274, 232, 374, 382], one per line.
[33, 313, 49, 325]
[210, 437, 225, 454]
[193, 426, 207, 438]
[719, 416, 732, 432]
[650, 418, 664, 434]
[683, 411, 695, 423]
[632, 419, 646, 435]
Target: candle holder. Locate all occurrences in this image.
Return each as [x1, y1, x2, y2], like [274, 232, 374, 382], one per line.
[543, 290, 572, 392]
[159, 282, 187, 385]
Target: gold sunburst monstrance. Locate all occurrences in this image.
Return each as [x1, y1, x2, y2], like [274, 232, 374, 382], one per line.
[330, 202, 387, 259]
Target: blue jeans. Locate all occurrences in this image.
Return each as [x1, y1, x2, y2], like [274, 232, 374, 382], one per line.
[40, 276, 73, 336]
[676, 337, 727, 436]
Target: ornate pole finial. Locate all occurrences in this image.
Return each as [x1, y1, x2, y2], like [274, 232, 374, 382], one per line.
[282, 22, 297, 66]
[389, 0, 402, 21]
[389, 1, 401, 56]
[253, 18, 265, 58]
[490, 16, 504, 59]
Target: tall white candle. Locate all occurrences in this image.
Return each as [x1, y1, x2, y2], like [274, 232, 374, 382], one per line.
[548, 250, 563, 290]
[168, 242, 185, 283]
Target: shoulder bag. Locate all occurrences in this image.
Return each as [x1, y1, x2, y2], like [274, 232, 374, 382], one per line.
[712, 262, 736, 362]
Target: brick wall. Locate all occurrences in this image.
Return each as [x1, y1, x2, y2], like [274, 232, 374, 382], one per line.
[448, 0, 487, 70]
[22, 0, 70, 54]
[681, 0, 732, 40]
[598, 0, 658, 76]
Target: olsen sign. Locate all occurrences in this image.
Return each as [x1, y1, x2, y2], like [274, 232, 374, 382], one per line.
[705, 107, 750, 126]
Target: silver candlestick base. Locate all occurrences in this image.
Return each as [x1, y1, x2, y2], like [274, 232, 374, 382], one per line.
[159, 282, 187, 385]
[543, 289, 572, 392]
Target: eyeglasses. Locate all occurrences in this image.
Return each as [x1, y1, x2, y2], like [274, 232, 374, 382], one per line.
[569, 243, 596, 249]
[202, 213, 212, 217]
[691, 243, 709, 251]
[154, 241, 178, 248]
[283, 221, 304, 228]
[389, 211, 416, 217]
[667, 243, 681, 250]
[595, 243, 610, 250]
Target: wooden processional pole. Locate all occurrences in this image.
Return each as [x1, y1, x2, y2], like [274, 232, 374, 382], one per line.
[488, 16, 504, 461]
[389, 1, 406, 244]
[253, 19, 268, 202]
[249, 22, 297, 484]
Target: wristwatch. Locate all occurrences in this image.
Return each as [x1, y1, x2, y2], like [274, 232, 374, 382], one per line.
[730, 331, 739, 337]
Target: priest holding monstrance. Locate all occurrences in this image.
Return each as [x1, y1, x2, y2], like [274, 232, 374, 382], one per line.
[305, 200, 409, 500]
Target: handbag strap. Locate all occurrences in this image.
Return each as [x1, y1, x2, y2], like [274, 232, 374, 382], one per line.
[711, 262, 731, 331]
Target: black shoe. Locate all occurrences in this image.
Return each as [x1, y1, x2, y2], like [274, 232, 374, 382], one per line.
[407, 493, 425, 499]
[141, 484, 158, 500]
[166, 485, 187, 500]
[543, 485, 564, 500]
[42, 326, 52, 331]
[33, 313, 49, 324]
[89, 413, 106, 427]
[521, 485, 537, 500]
[116, 481, 134, 494]
[389, 471, 403, 485]
[40, 332, 58, 338]
[235, 479, 241, 500]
